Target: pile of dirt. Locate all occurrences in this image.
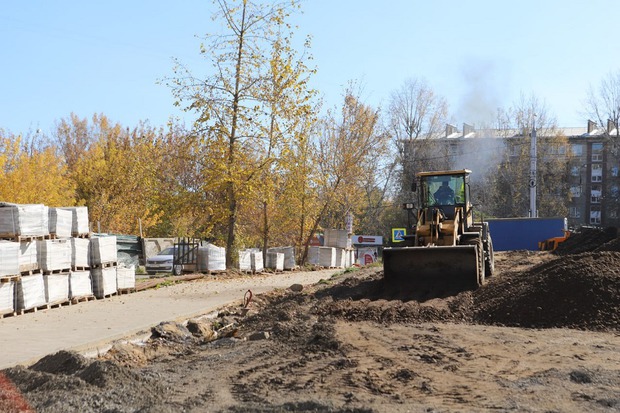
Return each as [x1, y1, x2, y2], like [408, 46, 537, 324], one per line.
[304, 253, 620, 332]
[473, 251, 620, 331]
[554, 226, 618, 255]
[3, 350, 165, 412]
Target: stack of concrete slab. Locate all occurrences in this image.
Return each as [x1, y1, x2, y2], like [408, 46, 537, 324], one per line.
[344, 249, 355, 268]
[38, 239, 72, 272]
[116, 265, 135, 290]
[71, 238, 90, 268]
[69, 228, 92, 300]
[335, 248, 346, 268]
[91, 267, 117, 298]
[197, 244, 226, 273]
[251, 251, 263, 273]
[265, 252, 284, 271]
[0, 241, 20, 276]
[48, 208, 72, 238]
[60, 206, 89, 237]
[239, 248, 259, 272]
[324, 229, 350, 249]
[90, 235, 117, 266]
[69, 270, 92, 299]
[90, 235, 118, 298]
[0, 241, 18, 315]
[323, 229, 352, 269]
[308, 246, 338, 268]
[15, 273, 46, 312]
[267, 246, 296, 270]
[0, 282, 15, 315]
[44, 273, 69, 304]
[18, 241, 38, 273]
[0, 203, 49, 238]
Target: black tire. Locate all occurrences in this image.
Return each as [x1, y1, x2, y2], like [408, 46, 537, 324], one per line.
[465, 237, 485, 287]
[485, 237, 495, 277]
[476, 237, 486, 286]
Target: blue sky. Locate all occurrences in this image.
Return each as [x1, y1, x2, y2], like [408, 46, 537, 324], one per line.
[2, 0, 619, 135]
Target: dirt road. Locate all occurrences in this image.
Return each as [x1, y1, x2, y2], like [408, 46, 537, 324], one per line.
[2, 249, 620, 412]
[0, 269, 340, 369]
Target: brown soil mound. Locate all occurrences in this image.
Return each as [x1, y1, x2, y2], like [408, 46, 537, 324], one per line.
[554, 227, 618, 255]
[3, 355, 165, 412]
[304, 254, 620, 332]
[474, 251, 620, 331]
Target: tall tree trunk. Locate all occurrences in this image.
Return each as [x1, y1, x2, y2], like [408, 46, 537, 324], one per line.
[224, 2, 247, 268]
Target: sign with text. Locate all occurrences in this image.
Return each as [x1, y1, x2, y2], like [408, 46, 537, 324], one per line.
[351, 235, 383, 246]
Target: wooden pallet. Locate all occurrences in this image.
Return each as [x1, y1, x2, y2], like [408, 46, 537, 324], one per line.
[92, 262, 117, 269]
[72, 233, 91, 239]
[117, 288, 136, 295]
[19, 269, 42, 276]
[48, 300, 71, 309]
[71, 295, 96, 304]
[0, 234, 51, 243]
[16, 304, 49, 315]
[71, 266, 91, 272]
[96, 292, 118, 299]
[42, 268, 71, 275]
[0, 310, 16, 319]
[0, 274, 21, 283]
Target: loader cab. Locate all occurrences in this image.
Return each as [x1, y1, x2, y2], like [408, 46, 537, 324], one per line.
[417, 170, 470, 220]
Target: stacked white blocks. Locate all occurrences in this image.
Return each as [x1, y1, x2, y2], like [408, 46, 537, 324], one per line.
[265, 252, 284, 271]
[197, 244, 226, 273]
[267, 246, 296, 270]
[90, 235, 118, 298]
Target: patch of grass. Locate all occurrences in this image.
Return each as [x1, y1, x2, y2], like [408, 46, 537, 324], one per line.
[155, 279, 178, 288]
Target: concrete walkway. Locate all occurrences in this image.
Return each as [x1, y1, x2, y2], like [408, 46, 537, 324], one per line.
[0, 269, 340, 369]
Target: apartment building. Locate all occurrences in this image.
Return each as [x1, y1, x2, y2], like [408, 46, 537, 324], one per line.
[566, 120, 620, 228]
[404, 121, 619, 228]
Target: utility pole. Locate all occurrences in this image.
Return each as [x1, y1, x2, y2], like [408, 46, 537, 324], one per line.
[529, 115, 537, 217]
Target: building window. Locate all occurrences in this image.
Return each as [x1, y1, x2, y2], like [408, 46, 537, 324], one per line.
[591, 185, 602, 203]
[592, 164, 603, 182]
[590, 206, 601, 225]
[571, 144, 583, 156]
[612, 166, 619, 177]
[571, 166, 580, 176]
[592, 143, 603, 162]
[612, 185, 620, 200]
[610, 209, 618, 219]
[570, 185, 582, 198]
[569, 207, 580, 218]
[449, 144, 458, 164]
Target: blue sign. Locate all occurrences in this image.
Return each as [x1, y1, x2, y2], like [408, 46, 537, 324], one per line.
[392, 228, 406, 242]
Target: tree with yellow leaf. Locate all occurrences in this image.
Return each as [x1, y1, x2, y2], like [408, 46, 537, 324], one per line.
[57, 115, 166, 235]
[0, 130, 75, 206]
[168, 0, 310, 267]
[300, 86, 384, 262]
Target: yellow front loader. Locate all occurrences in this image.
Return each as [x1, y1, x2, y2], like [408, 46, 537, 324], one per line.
[383, 169, 494, 293]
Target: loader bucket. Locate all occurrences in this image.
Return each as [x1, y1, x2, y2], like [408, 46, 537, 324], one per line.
[383, 245, 480, 294]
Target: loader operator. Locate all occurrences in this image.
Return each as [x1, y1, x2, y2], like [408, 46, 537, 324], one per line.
[434, 180, 454, 205]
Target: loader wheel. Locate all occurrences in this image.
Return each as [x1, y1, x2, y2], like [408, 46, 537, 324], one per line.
[476, 237, 486, 286]
[485, 237, 495, 277]
[465, 237, 485, 287]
